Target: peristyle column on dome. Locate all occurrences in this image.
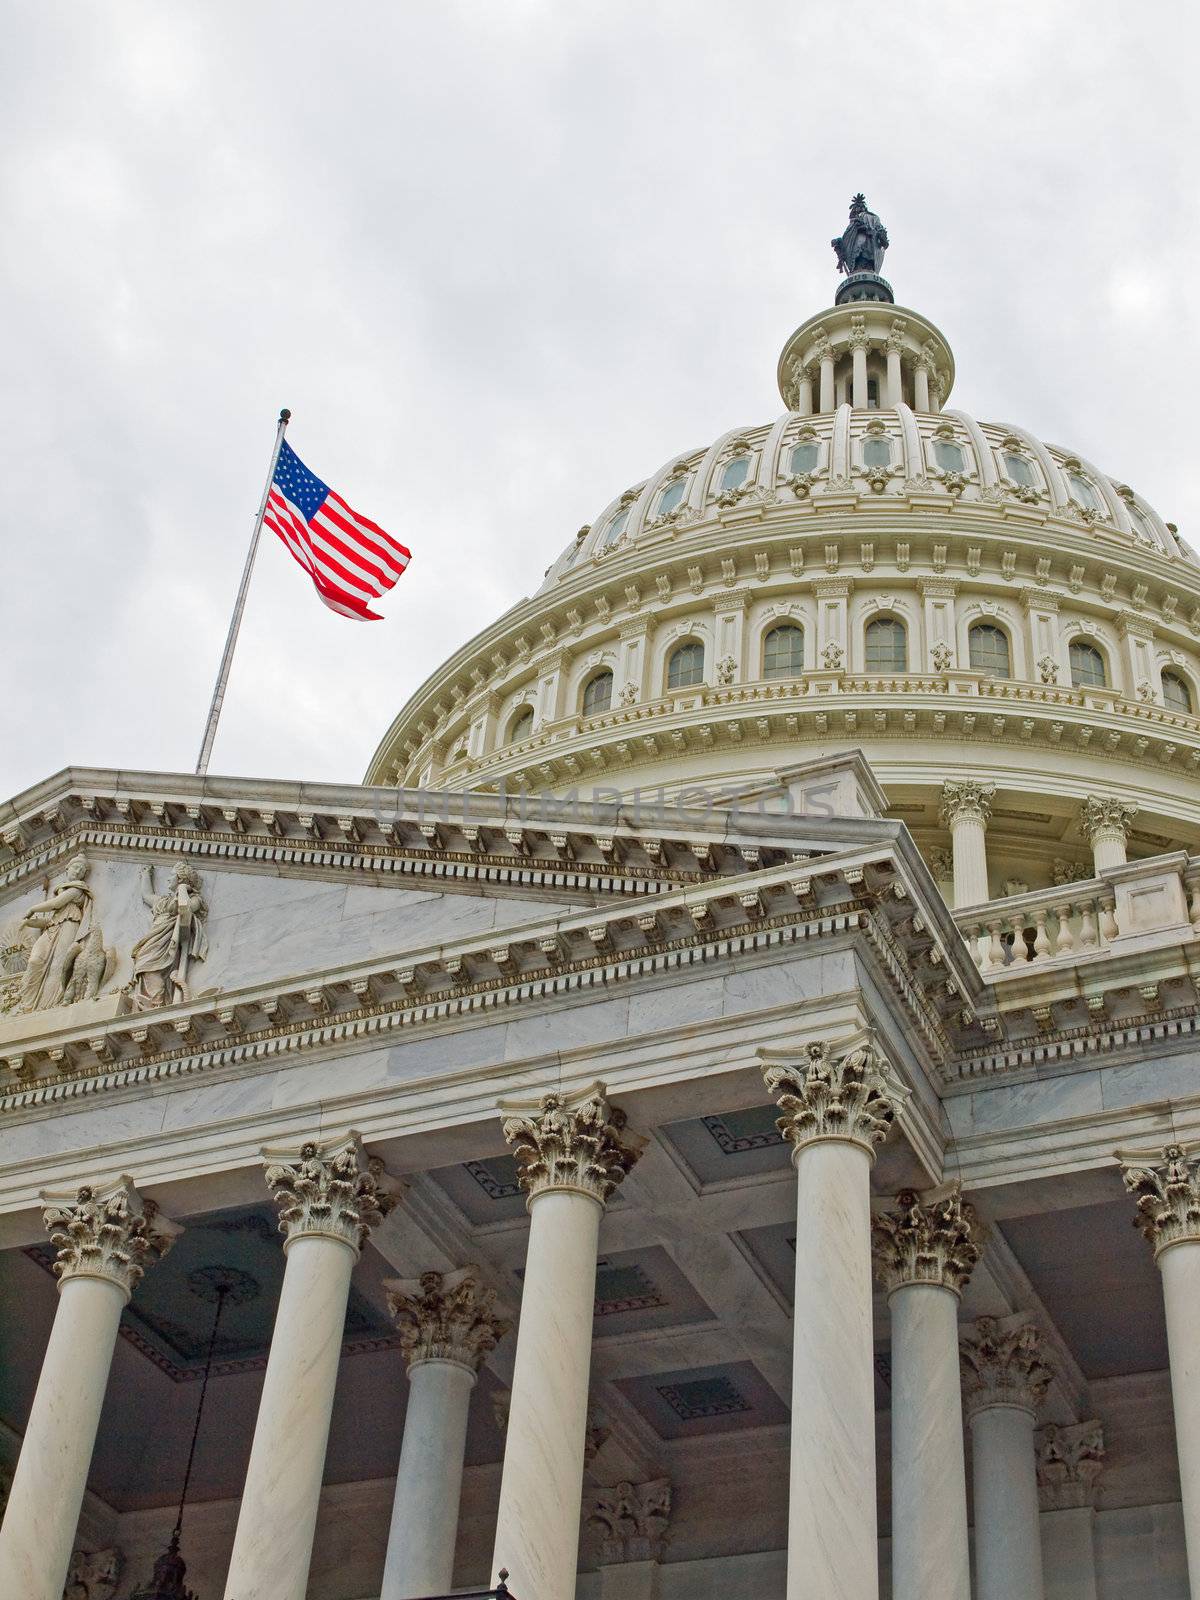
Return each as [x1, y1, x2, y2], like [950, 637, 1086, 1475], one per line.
[1037, 1421, 1105, 1600]
[960, 1312, 1053, 1600]
[380, 1267, 509, 1600]
[223, 1134, 397, 1600]
[0, 1178, 179, 1600]
[762, 1038, 909, 1600]
[873, 1183, 979, 1600]
[491, 1084, 643, 1600]
[940, 779, 995, 909]
[1118, 1144, 1200, 1594]
[1079, 795, 1138, 873]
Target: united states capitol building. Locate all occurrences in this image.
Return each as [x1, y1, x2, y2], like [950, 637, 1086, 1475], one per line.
[4, 198, 1200, 1600]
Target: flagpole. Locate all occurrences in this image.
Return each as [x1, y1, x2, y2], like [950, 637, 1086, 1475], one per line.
[194, 408, 291, 776]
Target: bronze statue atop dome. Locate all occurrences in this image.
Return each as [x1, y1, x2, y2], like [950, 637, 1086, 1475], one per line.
[832, 194, 889, 277]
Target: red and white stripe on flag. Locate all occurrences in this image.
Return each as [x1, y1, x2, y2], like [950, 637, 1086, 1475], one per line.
[264, 441, 411, 621]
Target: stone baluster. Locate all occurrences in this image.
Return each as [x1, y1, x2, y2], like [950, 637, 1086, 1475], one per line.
[1037, 1420, 1105, 1600]
[873, 1184, 979, 1600]
[223, 1135, 396, 1600]
[1076, 898, 1099, 950]
[1188, 878, 1200, 932]
[1098, 895, 1118, 943]
[1079, 796, 1138, 873]
[762, 1038, 909, 1600]
[940, 780, 996, 909]
[380, 1268, 509, 1600]
[1052, 903, 1076, 956]
[960, 1313, 1053, 1600]
[0, 1178, 179, 1600]
[1032, 909, 1051, 961]
[985, 919, 1006, 969]
[1118, 1144, 1200, 1594]
[588, 1478, 673, 1600]
[490, 1085, 642, 1600]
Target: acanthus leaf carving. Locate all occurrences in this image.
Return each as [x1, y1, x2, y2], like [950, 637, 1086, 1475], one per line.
[760, 1039, 908, 1156]
[588, 1477, 672, 1564]
[1037, 1420, 1105, 1510]
[872, 1182, 980, 1295]
[42, 1177, 179, 1295]
[500, 1083, 643, 1204]
[263, 1134, 398, 1253]
[1118, 1143, 1200, 1256]
[384, 1266, 510, 1372]
[960, 1313, 1053, 1416]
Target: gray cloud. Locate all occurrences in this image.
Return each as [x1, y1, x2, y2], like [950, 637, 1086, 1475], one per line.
[1, 0, 1196, 798]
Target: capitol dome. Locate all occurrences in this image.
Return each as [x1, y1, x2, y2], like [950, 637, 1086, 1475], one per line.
[367, 198, 1200, 904]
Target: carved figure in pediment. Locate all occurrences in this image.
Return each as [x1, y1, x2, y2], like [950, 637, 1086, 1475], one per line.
[16, 854, 107, 1014]
[128, 861, 208, 1011]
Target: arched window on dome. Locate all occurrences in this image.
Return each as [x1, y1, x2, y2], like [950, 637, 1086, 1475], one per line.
[968, 623, 1011, 679]
[1126, 499, 1157, 543]
[763, 624, 804, 679]
[789, 441, 819, 476]
[718, 456, 751, 494]
[1067, 470, 1100, 513]
[667, 640, 705, 690]
[864, 616, 908, 672]
[1003, 452, 1036, 488]
[602, 508, 630, 547]
[656, 477, 688, 517]
[508, 705, 535, 743]
[1069, 639, 1107, 689]
[1162, 669, 1193, 714]
[933, 438, 965, 473]
[581, 670, 613, 717]
[862, 436, 892, 468]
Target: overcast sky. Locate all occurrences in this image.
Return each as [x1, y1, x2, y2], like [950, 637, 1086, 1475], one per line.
[2, 2, 1197, 801]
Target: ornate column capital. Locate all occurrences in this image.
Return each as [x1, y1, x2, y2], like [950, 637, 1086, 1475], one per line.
[1079, 795, 1138, 845]
[588, 1478, 672, 1564]
[760, 1038, 909, 1160]
[500, 1082, 643, 1206]
[939, 779, 996, 827]
[41, 1176, 179, 1298]
[872, 1182, 981, 1297]
[263, 1133, 398, 1255]
[1037, 1419, 1105, 1511]
[384, 1266, 510, 1374]
[960, 1313, 1053, 1417]
[1118, 1143, 1200, 1258]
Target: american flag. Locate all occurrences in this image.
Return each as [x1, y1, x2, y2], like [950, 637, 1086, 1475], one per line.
[263, 440, 411, 621]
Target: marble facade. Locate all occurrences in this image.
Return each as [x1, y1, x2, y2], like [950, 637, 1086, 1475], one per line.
[0, 753, 1196, 1599]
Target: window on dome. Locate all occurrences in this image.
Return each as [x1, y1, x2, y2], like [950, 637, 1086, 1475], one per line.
[657, 478, 688, 516]
[667, 641, 705, 689]
[867, 378, 880, 409]
[1069, 640, 1107, 689]
[790, 442, 819, 475]
[763, 624, 804, 679]
[865, 616, 908, 672]
[1163, 670, 1193, 714]
[603, 509, 630, 547]
[1068, 472, 1100, 512]
[1127, 500, 1155, 541]
[719, 456, 750, 493]
[862, 436, 891, 468]
[509, 706, 535, 742]
[1003, 452, 1036, 488]
[581, 670, 613, 717]
[934, 439, 965, 473]
[969, 623, 1011, 679]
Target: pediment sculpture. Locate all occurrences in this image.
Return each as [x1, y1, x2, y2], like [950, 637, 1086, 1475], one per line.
[128, 861, 208, 1010]
[2, 854, 115, 1017]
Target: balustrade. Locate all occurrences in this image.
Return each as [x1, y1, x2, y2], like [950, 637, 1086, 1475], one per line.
[960, 884, 1119, 972]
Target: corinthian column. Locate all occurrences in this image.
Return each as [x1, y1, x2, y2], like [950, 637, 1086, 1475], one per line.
[223, 1135, 395, 1600]
[1119, 1144, 1200, 1593]
[1037, 1420, 1105, 1600]
[490, 1084, 642, 1600]
[960, 1313, 1052, 1600]
[761, 1039, 909, 1600]
[380, 1268, 509, 1600]
[589, 1478, 673, 1600]
[940, 779, 996, 908]
[1079, 795, 1138, 872]
[0, 1178, 178, 1600]
[872, 1184, 979, 1600]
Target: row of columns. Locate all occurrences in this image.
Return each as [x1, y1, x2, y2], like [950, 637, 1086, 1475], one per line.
[4, 1079, 1200, 1600]
[939, 781, 1139, 909]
